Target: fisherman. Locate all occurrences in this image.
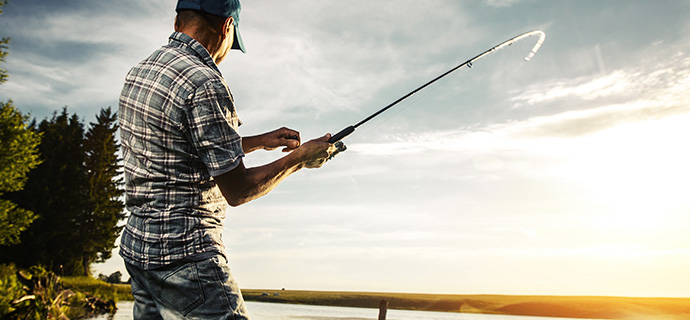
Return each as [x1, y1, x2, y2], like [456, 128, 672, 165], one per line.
[118, 0, 337, 318]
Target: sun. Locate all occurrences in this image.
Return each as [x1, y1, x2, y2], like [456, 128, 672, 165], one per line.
[553, 114, 690, 232]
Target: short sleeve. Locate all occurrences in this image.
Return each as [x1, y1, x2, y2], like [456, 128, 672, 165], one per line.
[186, 80, 244, 177]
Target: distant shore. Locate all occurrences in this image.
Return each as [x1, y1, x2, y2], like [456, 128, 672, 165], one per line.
[63, 279, 690, 320]
[242, 289, 690, 319]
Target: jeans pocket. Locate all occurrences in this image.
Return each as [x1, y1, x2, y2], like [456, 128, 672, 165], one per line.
[157, 262, 205, 316]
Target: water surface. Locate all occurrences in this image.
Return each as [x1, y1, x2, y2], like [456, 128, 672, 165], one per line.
[91, 301, 604, 320]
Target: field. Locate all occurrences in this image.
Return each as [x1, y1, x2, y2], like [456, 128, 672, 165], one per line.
[60, 276, 133, 302]
[242, 289, 690, 319]
[57, 278, 690, 319]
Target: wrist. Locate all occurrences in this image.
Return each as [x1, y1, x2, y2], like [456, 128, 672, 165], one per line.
[256, 134, 269, 150]
[284, 148, 305, 171]
[242, 135, 263, 153]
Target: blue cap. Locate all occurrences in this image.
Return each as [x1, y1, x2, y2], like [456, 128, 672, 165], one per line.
[176, 0, 246, 53]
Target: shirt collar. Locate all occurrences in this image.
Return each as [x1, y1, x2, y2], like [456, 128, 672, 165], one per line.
[168, 32, 221, 74]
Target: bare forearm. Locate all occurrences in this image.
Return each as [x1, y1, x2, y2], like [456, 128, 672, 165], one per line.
[216, 153, 303, 207]
[215, 134, 334, 207]
[242, 127, 301, 154]
[233, 155, 304, 206]
[241, 135, 264, 153]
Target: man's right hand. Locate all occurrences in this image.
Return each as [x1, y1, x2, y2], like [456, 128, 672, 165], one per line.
[215, 133, 339, 207]
[295, 134, 338, 169]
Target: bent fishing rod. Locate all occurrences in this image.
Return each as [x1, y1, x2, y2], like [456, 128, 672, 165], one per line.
[328, 30, 546, 145]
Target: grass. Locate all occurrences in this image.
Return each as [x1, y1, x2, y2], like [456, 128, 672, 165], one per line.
[59, 276, 133, 302]
[1, 265, 126, 319]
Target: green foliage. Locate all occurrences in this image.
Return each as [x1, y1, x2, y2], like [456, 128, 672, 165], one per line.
[0, 0, 41, 247]
[97, 271, 123, 284]
[0, 0, 125, 280]
[106, 271, 122, 284]
[0, 46, 7, 86]
[1, 108, 90, 275]
[0, 102, 42, 246]
[0, 103, 42, 193]
[1, 265, 76, 319]
[82, 107, 125, 271]
[0, 264, 119, 319]
[0, 107, 125, 277]
[0, 264, 22, 316]
[0, 0, 8, 85]
[0, 37, 7, 85]
[0, 200, 35, 246]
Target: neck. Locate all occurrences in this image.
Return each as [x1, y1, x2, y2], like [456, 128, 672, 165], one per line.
[177, 25, 225, 64]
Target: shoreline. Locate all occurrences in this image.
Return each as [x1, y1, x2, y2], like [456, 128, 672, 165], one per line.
[62, 278, 690, 320]
[241, 289, 690, 319]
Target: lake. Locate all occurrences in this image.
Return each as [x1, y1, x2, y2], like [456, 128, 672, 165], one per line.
[90, 301, 606, 320]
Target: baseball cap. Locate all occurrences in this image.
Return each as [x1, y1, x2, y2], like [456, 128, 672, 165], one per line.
[176, 0, 246, 53]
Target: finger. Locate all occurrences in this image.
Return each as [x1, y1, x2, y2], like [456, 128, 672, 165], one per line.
[280, 140, 299, 153]
[315, 133, 331, 142]
[284, 134, 300, 142]
[280, 127, 300, 142]
[284, 137, 300, 149]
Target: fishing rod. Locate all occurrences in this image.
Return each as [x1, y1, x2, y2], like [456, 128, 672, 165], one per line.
[328, 30, 546, 146]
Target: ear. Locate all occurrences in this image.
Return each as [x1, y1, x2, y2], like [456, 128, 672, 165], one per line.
[223, 16, 234, 38]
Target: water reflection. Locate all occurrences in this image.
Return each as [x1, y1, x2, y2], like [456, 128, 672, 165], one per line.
[87, 301, 133, 320]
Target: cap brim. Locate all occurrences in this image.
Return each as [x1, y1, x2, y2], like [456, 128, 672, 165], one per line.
[231, 24, 246, 53]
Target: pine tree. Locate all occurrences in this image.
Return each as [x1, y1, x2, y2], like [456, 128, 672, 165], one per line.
[0, 103, 41, 246]
[81, 107, 124, 276]
[2, 108, 90, 275]
[0, 0, 9, 85]
[0, 0, 42, 246]
[1, 107, 126, 276]
[0, 0, 125, 275]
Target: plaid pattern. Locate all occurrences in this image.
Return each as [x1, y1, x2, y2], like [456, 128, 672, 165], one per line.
[118, 32, 244, 269]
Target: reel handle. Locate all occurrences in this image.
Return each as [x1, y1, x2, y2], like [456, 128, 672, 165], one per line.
[329, 125, 355, 143]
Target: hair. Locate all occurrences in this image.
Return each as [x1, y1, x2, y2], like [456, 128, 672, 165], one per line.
[175, 10, 227, 31]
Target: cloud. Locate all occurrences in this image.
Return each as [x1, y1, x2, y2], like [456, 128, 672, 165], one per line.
[348, 42, 690, 157]
[510, 56, 690, 110]
[0, 0, 172, 119]
[222, 0, 481, 128]
[351, 100, 688, 158]
[484, 0, 523, 8]
[511, 70, 634, 106]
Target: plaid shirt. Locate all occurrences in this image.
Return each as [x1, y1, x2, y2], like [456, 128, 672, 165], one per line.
[118, 32, 244, 269]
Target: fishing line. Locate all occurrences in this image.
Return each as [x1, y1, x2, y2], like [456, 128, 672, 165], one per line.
[328, 30, 546, 150]
[355, 74, 449, 142]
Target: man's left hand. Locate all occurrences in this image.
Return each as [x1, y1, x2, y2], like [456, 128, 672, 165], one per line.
[261, 127, 301, 152]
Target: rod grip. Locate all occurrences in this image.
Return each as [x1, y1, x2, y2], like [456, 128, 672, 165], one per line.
[329, 125, 355, 143]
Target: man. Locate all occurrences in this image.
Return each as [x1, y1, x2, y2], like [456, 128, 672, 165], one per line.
[118, 0, 338, 318]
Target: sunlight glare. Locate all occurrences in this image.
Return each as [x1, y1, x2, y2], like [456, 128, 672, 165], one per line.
[552, 114, 690, 231]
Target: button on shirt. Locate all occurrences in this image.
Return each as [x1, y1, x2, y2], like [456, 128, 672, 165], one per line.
[118, 32, 244, 270]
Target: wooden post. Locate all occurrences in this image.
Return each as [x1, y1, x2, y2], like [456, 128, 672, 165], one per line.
[378, 299, 389, 320]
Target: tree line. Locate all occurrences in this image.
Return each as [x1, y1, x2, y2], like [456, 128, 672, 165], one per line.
[0, 0, 125, 277]
[0, 105, 125, 277]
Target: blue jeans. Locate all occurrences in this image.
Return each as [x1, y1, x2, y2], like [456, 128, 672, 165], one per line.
[125, 254, 250, 319]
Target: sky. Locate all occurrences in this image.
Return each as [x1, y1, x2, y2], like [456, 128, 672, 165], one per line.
[2, 0, 690, 298]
